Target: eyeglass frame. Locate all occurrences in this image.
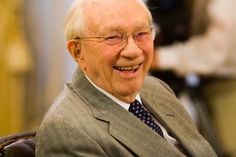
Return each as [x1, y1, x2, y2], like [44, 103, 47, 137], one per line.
[73, 26, 158, 46]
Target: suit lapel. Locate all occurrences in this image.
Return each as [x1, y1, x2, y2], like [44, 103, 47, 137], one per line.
[107, 99, 184, 156]
[70, 69, 183, 156]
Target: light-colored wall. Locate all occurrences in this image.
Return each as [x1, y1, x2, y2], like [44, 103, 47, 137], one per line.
[23, 0, 77, 129]
[0, 0, 77, 135]
[12, 0, 76, 131]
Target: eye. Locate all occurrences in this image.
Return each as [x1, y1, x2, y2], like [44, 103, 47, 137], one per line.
[134, 27, 154, 42]
[104, 34, 123, 45]
[135, 31, 151, 40]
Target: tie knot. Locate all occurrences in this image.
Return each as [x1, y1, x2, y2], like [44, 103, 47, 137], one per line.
[130, 99, 141, 105]
[129, 100, 142, 112]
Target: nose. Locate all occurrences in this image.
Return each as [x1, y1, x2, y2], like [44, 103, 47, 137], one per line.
[120, 36, 142, 59]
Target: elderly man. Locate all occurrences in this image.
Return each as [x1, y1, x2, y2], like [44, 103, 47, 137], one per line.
[36, 0, 216, 156]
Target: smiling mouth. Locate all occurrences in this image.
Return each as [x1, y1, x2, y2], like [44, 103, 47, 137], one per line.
[113, 64, 141, 72]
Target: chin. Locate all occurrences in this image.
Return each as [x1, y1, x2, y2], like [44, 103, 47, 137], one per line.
[118, 86, 140, 98]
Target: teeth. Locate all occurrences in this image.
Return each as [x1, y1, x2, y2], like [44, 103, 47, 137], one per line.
[115, 64, 140, 71]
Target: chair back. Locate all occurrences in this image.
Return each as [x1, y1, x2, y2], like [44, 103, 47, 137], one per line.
[0, 131, 36, 157]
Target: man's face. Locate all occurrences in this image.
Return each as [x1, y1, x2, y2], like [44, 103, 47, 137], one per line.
[78, 0, 154, 103]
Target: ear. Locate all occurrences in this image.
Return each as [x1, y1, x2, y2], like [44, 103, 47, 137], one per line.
[66, 40, 84, 64]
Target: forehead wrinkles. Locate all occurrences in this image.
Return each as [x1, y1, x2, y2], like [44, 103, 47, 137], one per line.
[83, 0, 151, 34]
[83, 1, 105, 34]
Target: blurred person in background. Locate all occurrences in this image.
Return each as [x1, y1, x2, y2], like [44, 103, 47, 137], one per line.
[149, 0, 236, 156]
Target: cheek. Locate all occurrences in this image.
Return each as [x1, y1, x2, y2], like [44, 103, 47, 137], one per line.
[101, 48, 118, 67]
[146, 42, 154, 55]
[143, 43, 154, 65]
[81, 44, 101, 72]
[90, 48, 116, 78]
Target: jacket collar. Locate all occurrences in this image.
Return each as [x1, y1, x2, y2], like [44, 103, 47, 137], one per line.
[70, 69, 186, 156]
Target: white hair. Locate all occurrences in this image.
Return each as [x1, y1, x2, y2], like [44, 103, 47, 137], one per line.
[64, 0, 152, 40]
[64, 0, 86, 40]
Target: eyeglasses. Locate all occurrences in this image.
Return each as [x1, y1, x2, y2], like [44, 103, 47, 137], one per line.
[74, 26, 156, 47]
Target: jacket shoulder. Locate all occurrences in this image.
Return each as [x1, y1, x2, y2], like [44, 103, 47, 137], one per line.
[143, 75, 175, 95]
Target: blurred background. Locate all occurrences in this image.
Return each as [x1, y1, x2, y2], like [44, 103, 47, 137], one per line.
[0, 0, 236, 156]
[0, 0, 76, 136]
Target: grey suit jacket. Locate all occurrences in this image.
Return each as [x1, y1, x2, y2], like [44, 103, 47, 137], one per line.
[36, 69, 216, 157]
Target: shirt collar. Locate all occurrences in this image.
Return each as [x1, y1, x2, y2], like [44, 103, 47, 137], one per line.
[84, 74, 141, 110]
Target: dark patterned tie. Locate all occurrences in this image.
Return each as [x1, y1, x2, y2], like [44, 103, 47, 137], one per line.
[129, 100, 164, 138]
